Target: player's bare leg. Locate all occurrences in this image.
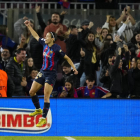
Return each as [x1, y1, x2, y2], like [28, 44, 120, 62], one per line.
[36, 83, 53, 127]
[29, 81, 43, 117]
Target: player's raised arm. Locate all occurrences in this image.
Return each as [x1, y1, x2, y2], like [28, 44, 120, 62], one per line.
[24, 20, 39, 41]
[64, 55, 78, 75]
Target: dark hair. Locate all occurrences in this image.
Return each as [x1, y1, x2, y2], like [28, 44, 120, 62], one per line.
[0, 25, 7, 36]
[108, 16, 118, 33]
[65, 77, 75, 98]
[48, 19, 52, 25]
[49, 32, 57, 42]
[61, 60, 71, 68]
[68, 25, 77, 30]
[51, 12, 60, 17]
[131, 32, 140, 44]
[25, 57, 36, 78]
[16, 48, 26, 54]
[86, 75, 96, 82]
[108, 55, 113, 59]
[104, 34, 113, 41]
[85, 31, 96, 51]
[30, 67, 38, 72]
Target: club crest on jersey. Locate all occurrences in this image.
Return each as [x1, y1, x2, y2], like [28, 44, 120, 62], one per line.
[50, 51, 53, 54]
[59, 49, 62, 52]
[0, 108, 52, 134]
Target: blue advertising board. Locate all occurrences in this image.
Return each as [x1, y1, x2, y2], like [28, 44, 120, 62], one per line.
[0, 98, 140, 136]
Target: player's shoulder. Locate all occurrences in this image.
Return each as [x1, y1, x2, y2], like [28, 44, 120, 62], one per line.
[52, 43, 61, 50]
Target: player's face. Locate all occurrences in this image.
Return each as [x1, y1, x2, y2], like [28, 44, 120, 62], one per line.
[27, 58, 33, 67]
[65, 82, 72, 91]
[51, 14, 60, 24]
[31, 70, 38, 79]
[63, 66, 71, 74]
[45, 33, 53, 44]
[86, 80, 95, 89]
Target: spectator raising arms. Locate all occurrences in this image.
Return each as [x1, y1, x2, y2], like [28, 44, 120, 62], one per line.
[43, 12, 67, 52]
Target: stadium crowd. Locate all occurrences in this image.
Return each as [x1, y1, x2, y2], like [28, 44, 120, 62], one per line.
[0, 5, 140, 99]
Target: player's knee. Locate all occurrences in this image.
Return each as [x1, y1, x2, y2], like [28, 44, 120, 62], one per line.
[44, 93, 50, 101]
[29, 90, 35, 97]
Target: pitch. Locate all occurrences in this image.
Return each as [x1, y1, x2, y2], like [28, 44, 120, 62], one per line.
[0, 137, 140, 140]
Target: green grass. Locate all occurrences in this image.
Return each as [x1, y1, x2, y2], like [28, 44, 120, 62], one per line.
[0, 136, 140, 140]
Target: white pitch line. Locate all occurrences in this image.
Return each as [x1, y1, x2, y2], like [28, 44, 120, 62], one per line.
[64, 137, 76, 140]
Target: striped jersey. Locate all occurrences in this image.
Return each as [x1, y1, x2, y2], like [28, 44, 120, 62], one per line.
[39, 38, 65, 71]
[77, 86, 109, 98]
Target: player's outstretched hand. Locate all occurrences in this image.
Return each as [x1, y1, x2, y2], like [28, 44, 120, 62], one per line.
[73, 69, 78, 75]
[24, 20, 30, 27]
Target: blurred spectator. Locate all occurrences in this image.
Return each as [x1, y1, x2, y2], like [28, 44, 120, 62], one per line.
[60, 51, 84, 88]
[59, 77, 78, 98]
[35, 6, 66, 34]
[14, 17, 35, 55]
[6, 48, 27, 96]
[132, 58, 140, 98]
[128, 57, 136, 96]
[26, 68, 44, 96]
[0, 25, 17, 53]
[82, 32, 99, 79]
[118, 6, 136, 43]
[24, 57, 36, 78]
[99, 55, 113, 90]
[77, 75, 111, 98]
[128, 32, 140, 59]
[103, 0, 118, 9]
[109, 45, 129, 98]
[78, 20, 94, 42]
[30, 37, 43, 70]
[43, 12, 67, 52]
[66, 25, 81, 63]
[100, 34, 118, 67]
[0, 48, 11, 71]
[0, 69, 8, 97]
[95, 27, 109, 49]
[102, 15, 130, 38]
[0, 69, 15, 97]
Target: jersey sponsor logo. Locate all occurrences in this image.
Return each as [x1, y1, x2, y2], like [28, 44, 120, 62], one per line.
[0, 108, 52, 134]
[43, 52, 51, 58]
[92, 92, 95, 95]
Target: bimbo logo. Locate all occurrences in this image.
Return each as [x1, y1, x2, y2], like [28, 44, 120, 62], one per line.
[0, 108, 52, 133]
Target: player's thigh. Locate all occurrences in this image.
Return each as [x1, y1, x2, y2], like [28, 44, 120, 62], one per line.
[30, 81, 43, 94]
[44, 83, 53, 96]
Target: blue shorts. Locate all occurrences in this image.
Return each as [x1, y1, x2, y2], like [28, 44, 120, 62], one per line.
[34, 70, 56, 87]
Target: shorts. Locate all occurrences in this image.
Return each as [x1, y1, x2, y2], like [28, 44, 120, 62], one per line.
[34, 70, 56, 87]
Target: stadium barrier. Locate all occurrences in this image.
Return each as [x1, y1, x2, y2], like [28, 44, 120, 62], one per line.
[0, 98, 140, 136]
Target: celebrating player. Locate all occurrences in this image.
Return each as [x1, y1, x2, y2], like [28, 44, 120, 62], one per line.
[24, 20, 78, 127]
